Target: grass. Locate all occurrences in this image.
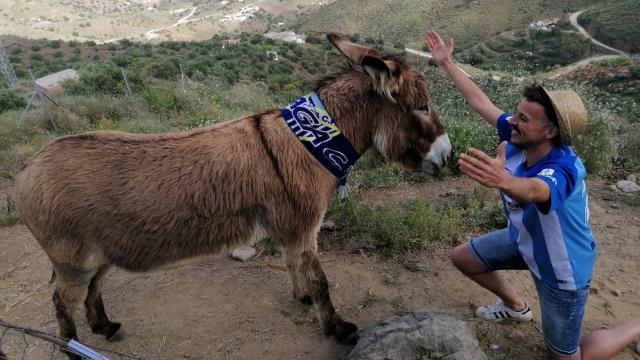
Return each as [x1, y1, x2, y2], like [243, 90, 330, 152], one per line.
[327, 184, 506, 254]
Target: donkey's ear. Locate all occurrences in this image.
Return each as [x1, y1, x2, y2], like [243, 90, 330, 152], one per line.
[327, 33, 379, 66]
[361, 55, 401, 102]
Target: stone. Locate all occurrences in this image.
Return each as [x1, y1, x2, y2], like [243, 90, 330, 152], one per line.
[616, 180, 640, 193]
[347, 309, 487, 360]
[321, 220, 339, 231]
[230, 246, 257, 262]
[627, 174, 637, 183]
[345, 234, 376, 251]
[609, 184, 619, 192]
[611, 289, 621, 297]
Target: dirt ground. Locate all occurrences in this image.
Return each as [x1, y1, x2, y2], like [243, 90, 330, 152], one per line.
[0, 177, 638, 360]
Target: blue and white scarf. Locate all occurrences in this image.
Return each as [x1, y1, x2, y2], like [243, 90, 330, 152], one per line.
[281, 92, 359, 196]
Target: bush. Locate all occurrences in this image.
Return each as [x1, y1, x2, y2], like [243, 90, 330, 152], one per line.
[66, 62, 144, 95]
[148, 59, 179, 80]
[0, 88, 26, 114]
[142, 85, 188, 114]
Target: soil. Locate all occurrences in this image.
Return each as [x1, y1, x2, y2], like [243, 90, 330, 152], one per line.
[0, 177, 638, 360]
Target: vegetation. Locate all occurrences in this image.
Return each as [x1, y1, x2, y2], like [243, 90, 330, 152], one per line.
[457, 27, 594, 74]
[1, 30, 638, 234]
[0, 86, 26, 114]
[578, 0, 640, 53]
[295, 0, 605, 51]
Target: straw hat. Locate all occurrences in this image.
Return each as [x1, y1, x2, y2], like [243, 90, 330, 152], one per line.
[542, 87, 587, 145]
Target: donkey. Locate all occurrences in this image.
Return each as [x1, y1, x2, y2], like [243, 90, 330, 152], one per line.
[13, 33, 451, 358]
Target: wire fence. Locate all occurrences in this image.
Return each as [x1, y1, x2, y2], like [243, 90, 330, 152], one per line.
[0, 320, 141, 360]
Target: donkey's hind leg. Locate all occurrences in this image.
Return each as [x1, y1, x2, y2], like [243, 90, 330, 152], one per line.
[52, 268, 92, 360]
[84, 265, 123, 341]
[286, 245, 358, 345]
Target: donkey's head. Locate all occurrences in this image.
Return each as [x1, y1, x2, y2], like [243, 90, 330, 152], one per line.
[316, 34, 451, 175]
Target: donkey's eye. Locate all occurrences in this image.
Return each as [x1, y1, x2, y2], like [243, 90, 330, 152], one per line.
[415, 105, 429, 116]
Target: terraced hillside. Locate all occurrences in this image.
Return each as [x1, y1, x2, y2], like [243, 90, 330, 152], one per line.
[578, 0, 640, 53]
[295, 0, 605, 50]
[456, 24, 595, 73]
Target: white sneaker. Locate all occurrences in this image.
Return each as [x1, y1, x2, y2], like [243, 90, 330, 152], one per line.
[475, 298, 533, 322]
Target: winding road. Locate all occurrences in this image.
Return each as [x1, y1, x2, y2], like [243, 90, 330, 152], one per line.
[545, 11, 630, 79]
[569, 10, 627, 56]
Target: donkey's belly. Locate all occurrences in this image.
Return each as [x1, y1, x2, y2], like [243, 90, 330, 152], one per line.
[102, 214, 271, 272]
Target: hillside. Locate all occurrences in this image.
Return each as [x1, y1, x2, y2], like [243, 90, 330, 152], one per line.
[0, 0, 321, 43]
[456, 24, 596, 74]
[295, 0, 605, 50]
[578, 0, 640, 53]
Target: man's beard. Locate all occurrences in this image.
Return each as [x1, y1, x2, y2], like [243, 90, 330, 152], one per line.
[511, 138, 546, 150]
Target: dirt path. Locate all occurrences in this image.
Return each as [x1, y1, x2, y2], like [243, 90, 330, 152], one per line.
[569, 11, 627, 56]
[0, 178, 639, 359]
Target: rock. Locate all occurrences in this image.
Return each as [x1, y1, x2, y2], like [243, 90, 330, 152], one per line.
[627, 174, 637, 183]
[609, 184, 619, 192]
[347, 309, 487, 360]
[321, 220, 339, 231]
[611, 289, 621, 297]
[345, 234, 376, 251]
[616, 180, 640, 193]
[230, 246, 257, 262]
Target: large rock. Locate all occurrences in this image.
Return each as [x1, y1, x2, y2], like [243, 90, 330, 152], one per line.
[348, 309, 487, 360]
[616, 180, 640, 193]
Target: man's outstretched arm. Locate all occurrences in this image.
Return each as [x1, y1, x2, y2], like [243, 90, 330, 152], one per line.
[425, 30, 504, 126]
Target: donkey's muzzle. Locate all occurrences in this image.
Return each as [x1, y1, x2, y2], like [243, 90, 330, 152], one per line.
[422, 133, 451, 175]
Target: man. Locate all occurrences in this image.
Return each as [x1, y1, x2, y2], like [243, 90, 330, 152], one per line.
[425, 30, 640, 360]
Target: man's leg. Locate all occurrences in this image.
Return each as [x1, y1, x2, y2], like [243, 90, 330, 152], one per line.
[450, 229, 531, 316]
[573, 318, 640, 360]
[535, 274, 640, 360]
[450, 241, 527, 311]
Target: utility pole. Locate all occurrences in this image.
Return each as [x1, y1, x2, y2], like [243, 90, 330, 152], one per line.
[120, 67, 132, 97]
[0, 46, 19, 88]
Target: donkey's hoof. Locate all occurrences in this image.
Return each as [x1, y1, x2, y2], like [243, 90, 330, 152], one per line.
[106, 322, 125, 342]
[297, 295, 313, 305]
[335, 320, 358, 346]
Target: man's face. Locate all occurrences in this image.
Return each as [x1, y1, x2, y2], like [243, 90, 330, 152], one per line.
[508, 99, 558, 150]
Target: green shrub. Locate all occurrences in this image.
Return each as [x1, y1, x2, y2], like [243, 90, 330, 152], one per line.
[329, 198, 465, 252]
[142, 85, 188, 114]
[0, 88, 26, 114]
[66, 62, 144, 95]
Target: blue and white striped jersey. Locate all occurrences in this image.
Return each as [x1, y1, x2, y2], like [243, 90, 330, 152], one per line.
[497, 113, 596, 290]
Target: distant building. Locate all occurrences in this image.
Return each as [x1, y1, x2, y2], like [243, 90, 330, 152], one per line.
[263, 31, 305, 44]
[35, 69, 78, 94]
[266, 51, 278, 61]
[530, 18, 559, 31]
[221, 39, 240, 48]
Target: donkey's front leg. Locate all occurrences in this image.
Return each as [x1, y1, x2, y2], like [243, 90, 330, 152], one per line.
[292, 249, 358, 345]
[284, 248, 312, 304]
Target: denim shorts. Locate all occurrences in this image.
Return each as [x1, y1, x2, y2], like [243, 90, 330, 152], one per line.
[469, 228, 589, 356]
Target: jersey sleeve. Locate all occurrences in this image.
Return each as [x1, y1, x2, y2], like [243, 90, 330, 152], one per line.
[496, 113, 512, 143]
[534, 162, 579, 213]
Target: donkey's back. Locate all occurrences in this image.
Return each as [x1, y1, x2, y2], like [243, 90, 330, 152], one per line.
[15, 109, 326, 272]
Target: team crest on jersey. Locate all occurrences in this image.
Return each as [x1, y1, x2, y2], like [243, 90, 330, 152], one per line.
[538, 168, 558, 185]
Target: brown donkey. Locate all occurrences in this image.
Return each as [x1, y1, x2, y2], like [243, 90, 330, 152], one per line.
[13, 33, 451, 358]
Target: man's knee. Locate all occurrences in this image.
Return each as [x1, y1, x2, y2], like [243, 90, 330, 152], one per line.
[450, 242, 486, 274]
